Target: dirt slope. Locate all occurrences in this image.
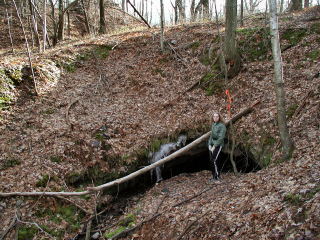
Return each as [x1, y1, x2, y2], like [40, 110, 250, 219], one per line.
[0, 7, 320, 240]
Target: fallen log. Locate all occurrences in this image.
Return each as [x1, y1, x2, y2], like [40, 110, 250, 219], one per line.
[0, 104, 256, 198]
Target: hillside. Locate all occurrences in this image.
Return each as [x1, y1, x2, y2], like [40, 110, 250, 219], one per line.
[0, 6, 320, 240]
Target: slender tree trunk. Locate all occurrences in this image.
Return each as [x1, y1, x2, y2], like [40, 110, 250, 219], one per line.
[4, 0, 15, 54]
[28, 0, 40, 51]
[240, 0, 244, 26]
[28, 16, 35, 48]
[182, 0, 186, 21]
[43, 0, 46, 51]
[263, 0, 268, 48]
[142, 0, 144, 18]
[269, 0, 294, 160]
[49, 0, 58, 46]
[99, 0, 106, 34]
[190, 0, 196, 21]
[150, 0, 153, 24]
[173, 1, 178, 24]
[12, 0, 38, 96]
[57, 0, 64, 41]
[160, 0, 165, 51]
[203, 0, 209, 20]
[81, 0, 90, 34]
[304, 0, 309, 8]
[29, 0, 51, 48]
[280, 0, 284, 12]
[176, 0, 185, 22]
[122, 0, 126, 20]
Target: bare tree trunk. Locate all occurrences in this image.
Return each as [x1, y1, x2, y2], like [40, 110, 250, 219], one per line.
[28, 16, 35, 48]
[49, 0, 58, 45]
[280, 0, 284, 12]
[214, 0, 239, 176]
[176, 0, 185, 22]
[304, 0, 309, 8]
[269, 0, 294, 160]
[141, 0, 144, 18]
[150, 0, 153, 24]
[240, 0, 244, 26]
[57, 0, 64, 41]
[222, 0, 240, 78]
[190, 0, 196, 21]
[99, 0, 106, 34]
[122, 0, 126, 11]
[263, 0, 268, 48]
[43, 0, 46, 51]
[28, 0, 41, 51]
[160, 0, 165, 51]
[289, 0, 302, 11]
[51, 0, 79, 45]
[194, 0, 209, 19]
[173, 1, 178, 24]
[29, 0, 51, 48]
[12, 0, 38, 96]
[122, 0, 126, 20]
[80, 0, 90, 34]
[4, 0, 15, 54]
[204, 0, 209, 20]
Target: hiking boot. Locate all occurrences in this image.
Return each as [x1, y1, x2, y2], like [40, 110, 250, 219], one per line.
[209, 177, 220, 183]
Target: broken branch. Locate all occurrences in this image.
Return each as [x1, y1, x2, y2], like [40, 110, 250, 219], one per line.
[66, 99, 79, 125]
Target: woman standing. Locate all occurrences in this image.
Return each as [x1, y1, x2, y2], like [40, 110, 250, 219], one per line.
[208, 112, 226, 181]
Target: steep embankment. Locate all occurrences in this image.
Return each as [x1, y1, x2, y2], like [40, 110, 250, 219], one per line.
[0, 7, 320, 239]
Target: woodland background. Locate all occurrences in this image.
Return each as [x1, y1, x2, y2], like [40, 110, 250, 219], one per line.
[0, 0, 320, 239]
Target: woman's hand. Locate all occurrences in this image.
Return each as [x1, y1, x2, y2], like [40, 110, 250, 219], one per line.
[211, 146, 215, 153]
[209, 145, 213, 152]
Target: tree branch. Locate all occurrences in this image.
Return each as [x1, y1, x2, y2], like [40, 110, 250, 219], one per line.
[0, 106, 255, 198]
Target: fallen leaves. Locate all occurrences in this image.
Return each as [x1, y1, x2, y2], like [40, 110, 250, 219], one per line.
[0, 7, 320, 239]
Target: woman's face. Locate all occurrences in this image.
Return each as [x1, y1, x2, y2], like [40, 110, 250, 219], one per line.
[213, 114, 220, 123]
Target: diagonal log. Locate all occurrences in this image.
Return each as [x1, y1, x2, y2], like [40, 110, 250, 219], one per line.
[0, 104, 256, 198]
[127, 0, 151, 28]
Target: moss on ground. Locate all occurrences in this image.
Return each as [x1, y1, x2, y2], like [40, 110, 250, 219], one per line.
[95, 45, 113, 59]
[282, 28, 307, 45]
[18, 225, 38, 240]
[306, 50, 319, 62]
[310, 22, 320, 34]
[35, 202, 84, 234]
[287, 103, 299, 118]
[36, 175, 49, 188]
[3, 157, 20, 168]
[237, 27, 271, 62]
[0, 67, 16, 110]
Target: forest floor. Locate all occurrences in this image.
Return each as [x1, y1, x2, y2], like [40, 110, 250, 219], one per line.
[0, 6, 320, 240]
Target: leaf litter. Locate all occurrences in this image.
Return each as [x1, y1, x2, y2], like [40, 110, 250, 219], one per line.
[0, 6, 320, 239]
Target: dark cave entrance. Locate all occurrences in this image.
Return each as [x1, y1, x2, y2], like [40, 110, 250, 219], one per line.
[158, 148, 261, 182]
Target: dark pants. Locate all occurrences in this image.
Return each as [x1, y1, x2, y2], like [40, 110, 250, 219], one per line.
[209, 146, 223, 179]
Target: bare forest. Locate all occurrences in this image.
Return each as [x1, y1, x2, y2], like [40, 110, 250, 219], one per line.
[0, 0, 320, 239]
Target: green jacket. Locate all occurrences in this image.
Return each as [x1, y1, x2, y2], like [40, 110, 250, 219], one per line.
[208, 121, 226, 147]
